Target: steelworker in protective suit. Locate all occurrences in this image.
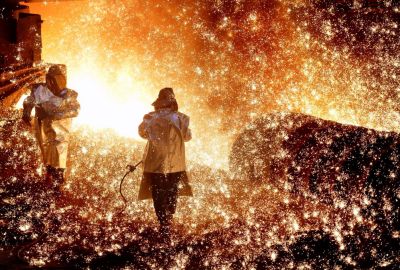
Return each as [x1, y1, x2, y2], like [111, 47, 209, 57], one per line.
[22, 65, 80, 195]
[138, 87, 192, 234]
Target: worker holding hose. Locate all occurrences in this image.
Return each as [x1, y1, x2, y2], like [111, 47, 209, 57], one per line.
[138, 87, 192, 236]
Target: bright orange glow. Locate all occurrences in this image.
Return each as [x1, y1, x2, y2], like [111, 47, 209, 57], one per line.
[3, 2, 398, 268]
[68, 62, 153, 139]
[28, 1, 233, 169]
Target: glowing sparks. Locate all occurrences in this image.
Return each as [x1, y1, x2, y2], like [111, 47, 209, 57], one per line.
[1, 0, 399, 268]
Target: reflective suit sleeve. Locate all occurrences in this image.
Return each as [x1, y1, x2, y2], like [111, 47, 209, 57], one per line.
[138, 114, 152, 139]
[42, 89, 80, 120]
[181, 115, 192, 142]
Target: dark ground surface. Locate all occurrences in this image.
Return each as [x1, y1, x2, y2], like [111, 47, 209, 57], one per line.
[1, 111, 399, 269]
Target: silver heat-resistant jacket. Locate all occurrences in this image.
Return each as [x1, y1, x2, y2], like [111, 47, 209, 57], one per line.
[23, 84, 80, 168]
[139, 108, 191, 173]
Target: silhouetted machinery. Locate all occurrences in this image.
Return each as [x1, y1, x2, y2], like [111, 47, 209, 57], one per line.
[231, 112, 399, 227]
[0, 0, 67, 108]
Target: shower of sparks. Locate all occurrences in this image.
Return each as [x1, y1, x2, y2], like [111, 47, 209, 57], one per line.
[1, 0, 400, 269]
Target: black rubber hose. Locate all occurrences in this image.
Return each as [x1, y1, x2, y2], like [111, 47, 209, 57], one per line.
[118, 160, 142, 215]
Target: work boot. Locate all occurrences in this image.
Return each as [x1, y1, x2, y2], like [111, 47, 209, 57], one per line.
[45, 165, 55, 187]
[159, 225, 171, 245]
[53, 168, 65, 197]
[45, 166, 65, 196]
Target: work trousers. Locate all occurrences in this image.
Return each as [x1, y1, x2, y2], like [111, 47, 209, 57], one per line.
[146, 172, 184, 227]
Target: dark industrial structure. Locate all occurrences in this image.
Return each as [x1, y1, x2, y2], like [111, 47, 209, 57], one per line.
[0, 1, 61, 108]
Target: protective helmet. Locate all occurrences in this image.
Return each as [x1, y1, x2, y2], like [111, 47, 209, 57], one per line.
[46, 65, 67, 95]
[47, 65, 65, 78]
[152, 87, 176, 108]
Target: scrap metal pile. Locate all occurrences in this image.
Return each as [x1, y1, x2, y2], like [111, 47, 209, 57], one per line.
[232, 112, 399, 228]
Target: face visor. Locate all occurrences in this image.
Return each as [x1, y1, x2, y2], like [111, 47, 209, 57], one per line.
[47, 74, 67, 95]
